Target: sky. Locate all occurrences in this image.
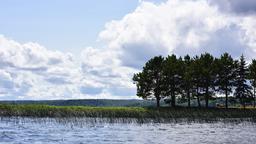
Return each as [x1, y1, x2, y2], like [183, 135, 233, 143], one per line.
[0, 0, 256, 100]
[0, 0, 143, 55]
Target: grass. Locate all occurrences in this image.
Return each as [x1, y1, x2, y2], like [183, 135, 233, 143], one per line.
[1, 104, 256, 123]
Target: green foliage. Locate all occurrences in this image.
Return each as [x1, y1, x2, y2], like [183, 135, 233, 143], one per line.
[249, 59, 256, 107]
[198, 53, 216, 108]
[180, 55, 193, 107]
[133, 72, 152, 99]
[134, 53, 256, 108]
[190, 56, 203, 107]
[234, 55, 253, 108]
[215, 53, 236, 108]
[133, 56, 165, 107]
[249, 59, 256, 88]
[162, 55, 183, 107]
[1, 104, 256, 122]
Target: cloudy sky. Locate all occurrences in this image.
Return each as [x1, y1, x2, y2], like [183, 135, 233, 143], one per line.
[0, 0, 256, 100]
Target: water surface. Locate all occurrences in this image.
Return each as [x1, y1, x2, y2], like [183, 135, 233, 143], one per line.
[0, 117, 256, 144]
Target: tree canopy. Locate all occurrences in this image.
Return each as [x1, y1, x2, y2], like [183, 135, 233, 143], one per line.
[133, 53, 256, 108]
[133, 56, 165, 107]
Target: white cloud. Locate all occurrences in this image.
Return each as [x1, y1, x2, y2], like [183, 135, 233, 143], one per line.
[0, 35, 83, 99]
[0, 35, 137, 99]
[80, 0, 256, 100]
[239, 16, 256, 53]
[1, 0, 256, 100]
[80, 46, 137, 98]
[96, 0, 232, 68]
[92, 0, 256, 65]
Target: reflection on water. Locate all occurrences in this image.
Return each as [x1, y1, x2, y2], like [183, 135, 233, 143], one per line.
[0, 117, 256, 144]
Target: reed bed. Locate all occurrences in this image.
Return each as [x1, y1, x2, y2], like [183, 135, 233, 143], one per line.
[0, 104, 256, 123]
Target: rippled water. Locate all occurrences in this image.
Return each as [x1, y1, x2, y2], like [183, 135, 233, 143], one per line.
[1, 117, 256, 144]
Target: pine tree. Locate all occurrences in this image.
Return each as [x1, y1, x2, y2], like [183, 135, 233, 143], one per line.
[162, 55, 183, 107]
[133, 56, 165, 107]
[249, 59, 256, 108]
[199, 53, 216, 108]
[191, 56, 203, 108]
[234, 55, 252, 108]
[181, 55, 193, 107]
[215, 53, 236, 108]
[133, 72, 151, 99]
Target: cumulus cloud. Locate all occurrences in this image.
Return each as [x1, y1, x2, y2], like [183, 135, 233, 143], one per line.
[210, 0, 256, 15]
[80, 0, 256, 100]
[1, 0, 256, 100]
[80, 46, 137, 98]
[0, 35, 137, 100]
[0, 70, 14, 91]
[88, 0, 256, 69]
[0, 35, 82, 99]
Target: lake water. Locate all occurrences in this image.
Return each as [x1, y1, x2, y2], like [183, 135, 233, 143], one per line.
[0, 117, 256, 144]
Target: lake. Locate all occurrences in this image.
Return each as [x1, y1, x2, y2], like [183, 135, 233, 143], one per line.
[0, 117, 256, 144]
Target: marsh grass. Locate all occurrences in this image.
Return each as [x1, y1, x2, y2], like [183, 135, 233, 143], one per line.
[1, 104, 256, 123]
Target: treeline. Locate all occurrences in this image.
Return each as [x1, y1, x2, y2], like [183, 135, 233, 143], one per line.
[133, 53, 256, 108]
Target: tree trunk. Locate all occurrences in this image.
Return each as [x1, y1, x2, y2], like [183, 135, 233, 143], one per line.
[197, 87, 201, 108]
[156, 96, 160, 108]
[242, 98, 246, 110]
[254, 87, 255, 108]
[225, 88, 228, 109]
[205, 87, 209, 108]
[187, 89, 190, 108]
[171, 91, 176, 107]
[197, 96, 201, 108]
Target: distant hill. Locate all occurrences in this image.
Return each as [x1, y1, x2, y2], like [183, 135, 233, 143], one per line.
[0, 99, 162, 107]
[0, 97, 238, 107]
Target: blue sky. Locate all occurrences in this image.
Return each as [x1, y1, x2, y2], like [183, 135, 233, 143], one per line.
[0, 0, 166, 55]
[0, 0, 143, 54]
[0, 0, 256, 100]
